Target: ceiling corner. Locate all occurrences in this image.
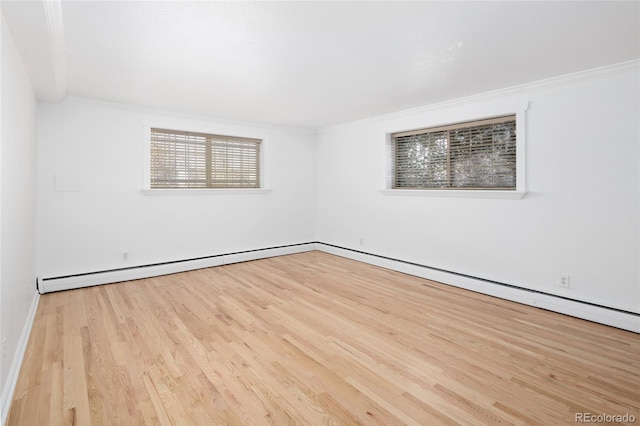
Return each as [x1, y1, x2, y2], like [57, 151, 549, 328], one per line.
[42, 0, 67, 101]
[1, 0, 67, 102]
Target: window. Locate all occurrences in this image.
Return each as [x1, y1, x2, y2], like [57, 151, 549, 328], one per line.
[391, 115, 516, 190]
[150, 128, 261, 189]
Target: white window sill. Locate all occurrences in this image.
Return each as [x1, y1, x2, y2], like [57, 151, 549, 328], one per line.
[142, 188, 272, 196]
[379, 189, 526, 200]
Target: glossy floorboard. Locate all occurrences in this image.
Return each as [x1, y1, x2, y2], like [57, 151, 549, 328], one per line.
[7, 251, 640, 425]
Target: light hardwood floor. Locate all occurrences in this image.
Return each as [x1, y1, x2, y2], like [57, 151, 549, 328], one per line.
[7, 251, 640, 425]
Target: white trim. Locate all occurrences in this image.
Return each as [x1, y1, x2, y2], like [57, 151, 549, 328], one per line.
[64, 95, 315, 134]
[1, 292, 40, 426]
[142, 121, 151, 190]
[383, 100, 529, 198]
[318, 60, 640, 133]
[379, 189, 526, 200]
[39, 244, 315, 293]
[141, 122, 269, 192]
[142, 188, 272, 196]
[42, 0, 66, 101]
[315, 243, 640, 333]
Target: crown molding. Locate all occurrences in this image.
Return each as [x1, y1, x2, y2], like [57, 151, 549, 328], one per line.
[42, 0, 66, 101]
[317, 60, 640, 134]
[52, 95, 317, 135]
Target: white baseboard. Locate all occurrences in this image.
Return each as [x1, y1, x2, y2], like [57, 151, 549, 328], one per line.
[1, 292, 40, 426]
[315, 243, 640, 333]
[39, 243, 316, 293]
[36, 241, 640, 333]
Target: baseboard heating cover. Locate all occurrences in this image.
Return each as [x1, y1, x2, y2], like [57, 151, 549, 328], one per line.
[315, 243, 640, 334]
[38, 243, 316, 294]
[37, 242, 638, 333]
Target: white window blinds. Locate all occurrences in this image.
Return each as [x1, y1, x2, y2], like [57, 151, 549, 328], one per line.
[150, 128, 261, 189]
[392, 115, 516, 190]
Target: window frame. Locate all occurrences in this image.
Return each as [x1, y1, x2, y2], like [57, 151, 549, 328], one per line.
[382, 100, 528, 199]
[142, 124, 269, 195]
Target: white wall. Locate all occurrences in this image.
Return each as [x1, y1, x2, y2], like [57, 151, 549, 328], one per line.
[37, 97, 316, 279]
[0, 12, 38, 415]
[316, 65, 640, 316]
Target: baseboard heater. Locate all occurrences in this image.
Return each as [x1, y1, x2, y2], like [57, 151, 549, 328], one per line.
[37, 241, 639, 333]
[314, 243, 640, 334]
[38, 242, 316, 294]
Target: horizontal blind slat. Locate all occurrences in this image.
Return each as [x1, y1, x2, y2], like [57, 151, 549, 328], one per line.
[392, 116, 516, 190]
[150, 128, 261, 189]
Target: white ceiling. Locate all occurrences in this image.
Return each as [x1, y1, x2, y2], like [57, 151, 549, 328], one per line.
[2, 1, 639, 129]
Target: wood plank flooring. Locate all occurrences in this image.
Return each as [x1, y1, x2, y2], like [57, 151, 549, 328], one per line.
[7, 251, 640, 425]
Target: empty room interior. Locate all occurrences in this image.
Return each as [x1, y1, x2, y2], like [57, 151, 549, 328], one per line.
[1, 1, 640, 425]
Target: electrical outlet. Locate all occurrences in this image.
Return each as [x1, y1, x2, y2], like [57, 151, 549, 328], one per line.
[122, 252, 129, 261]
[559, 275, 571, 288]
[360, 238, 364, 246]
